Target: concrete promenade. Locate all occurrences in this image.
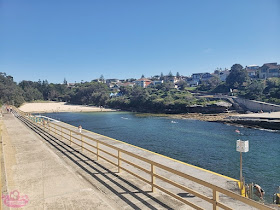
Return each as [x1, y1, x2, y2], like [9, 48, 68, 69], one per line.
[1, 112, 268, 209]
[1, 113, 119, 209]
[235, 111, 280, 120]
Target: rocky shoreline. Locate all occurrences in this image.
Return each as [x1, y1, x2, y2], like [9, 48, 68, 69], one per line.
[168, 113, 280, 131]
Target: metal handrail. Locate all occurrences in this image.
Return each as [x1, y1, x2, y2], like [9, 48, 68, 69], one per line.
[13, 107, 273, 210]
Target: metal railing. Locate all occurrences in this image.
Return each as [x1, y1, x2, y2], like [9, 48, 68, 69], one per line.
[13, 107, 273, 210]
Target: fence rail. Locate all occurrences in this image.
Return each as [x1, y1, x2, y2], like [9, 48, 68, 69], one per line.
[13, 107, 273, 210]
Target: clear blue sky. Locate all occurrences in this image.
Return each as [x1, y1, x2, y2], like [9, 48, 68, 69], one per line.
[1, 0, 279, 83]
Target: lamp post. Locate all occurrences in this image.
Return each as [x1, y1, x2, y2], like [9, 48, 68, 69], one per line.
[236, 139, 249, 195]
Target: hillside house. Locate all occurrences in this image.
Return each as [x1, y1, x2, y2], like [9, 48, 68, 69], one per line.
[259, 63, 280, 79]
[135, 78, 152, 88]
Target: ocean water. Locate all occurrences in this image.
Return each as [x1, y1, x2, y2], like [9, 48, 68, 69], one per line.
[42, 111, 280, 203]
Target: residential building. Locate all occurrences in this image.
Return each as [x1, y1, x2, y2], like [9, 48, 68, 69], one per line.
[259, 63, 280, 79]
[163, 76, 179, 84]
[201, 73, 213, 81]
[106, 79, 119, 84]
[218, 69, 230, 82]
[67, 83, 76, 88]
[245, 65, 259, 78]
[119, 82, 135, 87]
[92, 79, 105, 83]
[135, 78, 152, 88]
[152, 80, 163, 86]
[188, 73, 203, 86]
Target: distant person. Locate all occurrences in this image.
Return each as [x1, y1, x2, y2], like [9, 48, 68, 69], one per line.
[235, 129, 241, 134]
[254, 184, 265, 200]
[78, 125, 82, 133]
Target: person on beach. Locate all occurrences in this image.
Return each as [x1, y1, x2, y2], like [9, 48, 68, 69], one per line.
[254, 184, 265, 200]
[78, 125, 82, 133]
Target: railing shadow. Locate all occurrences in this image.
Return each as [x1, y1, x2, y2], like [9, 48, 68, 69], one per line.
[16, 113, 174, 210]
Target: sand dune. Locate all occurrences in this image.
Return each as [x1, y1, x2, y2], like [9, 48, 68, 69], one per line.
[19, 102, 116, 113]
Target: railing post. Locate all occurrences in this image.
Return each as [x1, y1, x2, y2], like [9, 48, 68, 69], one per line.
[97, 141, 99, 160]
[118, 150, 121, 173]
[81, 135, 84, 151]
[151, 164, 155, 192]
[213, 189, 219, 210]
[70, 131, 72, 145]
[55, 124, 57, 136]
[61, 127, 63, 140]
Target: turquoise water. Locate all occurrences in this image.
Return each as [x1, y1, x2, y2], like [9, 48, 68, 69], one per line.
[43, 112, 280, 203]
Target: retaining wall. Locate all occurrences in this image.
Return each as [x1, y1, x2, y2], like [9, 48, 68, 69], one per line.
[233, 97, 280, 112]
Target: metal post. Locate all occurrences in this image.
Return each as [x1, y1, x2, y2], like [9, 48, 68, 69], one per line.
[70, 131, 72, 145]
[213, 190, 219, 210]
[151, 164, 155, 192]
[240, 152, 243, 195]
[118, 150, 121, 173]
[97, 142, 99, 160]
[61, 127, 62, 140]
[81, 135, 83, 151]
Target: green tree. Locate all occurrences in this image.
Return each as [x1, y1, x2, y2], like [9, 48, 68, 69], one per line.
[168, 71, 173, 77]
[226, 64, 249, 88]
[177, 80, 188, 90]
[244, 80, 265, 100]
[160, 72, 164, 80]
[0, 73, 25, 107]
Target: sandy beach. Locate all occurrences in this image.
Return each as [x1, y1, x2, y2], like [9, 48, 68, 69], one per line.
[19, 102, 116, 113]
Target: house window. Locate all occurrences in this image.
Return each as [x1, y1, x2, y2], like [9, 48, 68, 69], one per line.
[269, 69, 278, 73]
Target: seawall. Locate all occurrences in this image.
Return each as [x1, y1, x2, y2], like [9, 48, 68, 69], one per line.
[233, 97, 280, 112]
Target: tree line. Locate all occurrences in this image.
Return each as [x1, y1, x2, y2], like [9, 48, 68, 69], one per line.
[0, 72, 214, 113]
[197, 64, 280, 104]
[0, 63, 279, 112]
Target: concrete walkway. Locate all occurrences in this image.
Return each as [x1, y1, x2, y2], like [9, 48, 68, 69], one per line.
[1, 112, 269, 209]
[1, 113, 119, 209]
[1, 113, 190, 209]
[235, 111, 280, 120]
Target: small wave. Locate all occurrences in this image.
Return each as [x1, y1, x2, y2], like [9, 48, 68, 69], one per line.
[121, 117, 129, 120]
[171, 121, 178, 124]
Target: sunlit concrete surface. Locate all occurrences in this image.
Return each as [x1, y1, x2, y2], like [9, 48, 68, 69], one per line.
[1, 112, 268, 209]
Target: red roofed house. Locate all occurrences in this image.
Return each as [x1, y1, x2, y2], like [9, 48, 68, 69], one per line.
[135, 78, 152, 88]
